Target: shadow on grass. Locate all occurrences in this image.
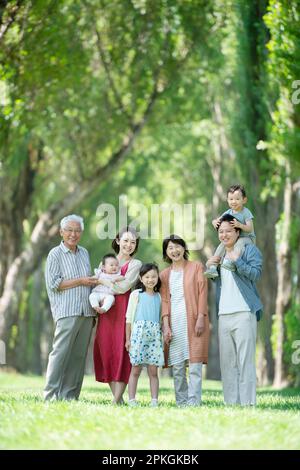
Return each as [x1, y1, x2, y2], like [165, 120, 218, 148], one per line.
[204, 388, 300, 411]
[84, 385, 171, 393]
[0, 394, 115, 407]
[2, 383, 299, 411]
[257, 389, 300, 411]
[80, 386, 225, 408]
[0, 394, 43, 404]
[258, 388, 300, 396]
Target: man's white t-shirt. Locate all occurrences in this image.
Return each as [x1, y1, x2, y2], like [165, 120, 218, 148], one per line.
[219, 266, 250, 315]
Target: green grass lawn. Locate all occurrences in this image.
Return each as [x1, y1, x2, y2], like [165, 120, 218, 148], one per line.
[0, 371, 300, 450]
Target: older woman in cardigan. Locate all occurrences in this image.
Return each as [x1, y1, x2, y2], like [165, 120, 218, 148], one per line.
[160, 234, 209, 406]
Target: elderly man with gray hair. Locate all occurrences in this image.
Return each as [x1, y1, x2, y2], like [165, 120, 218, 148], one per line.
[44, 214, 98, 401]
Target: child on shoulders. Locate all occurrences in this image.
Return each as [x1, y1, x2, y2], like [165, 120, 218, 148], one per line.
[204, 184, 256, 279]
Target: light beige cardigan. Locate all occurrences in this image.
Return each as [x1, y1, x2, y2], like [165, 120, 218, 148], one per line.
[110, 258, 142, 294]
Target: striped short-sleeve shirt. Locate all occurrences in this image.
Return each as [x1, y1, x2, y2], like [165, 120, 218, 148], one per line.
[45, 241, 95, 322]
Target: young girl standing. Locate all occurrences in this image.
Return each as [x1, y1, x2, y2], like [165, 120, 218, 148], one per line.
[125, 263, 164, 407]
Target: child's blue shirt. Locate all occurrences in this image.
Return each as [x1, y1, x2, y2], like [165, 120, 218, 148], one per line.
[135, 291, 161, 323]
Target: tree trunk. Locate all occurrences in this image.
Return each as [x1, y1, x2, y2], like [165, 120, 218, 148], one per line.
[235, 0, 276, 384]
[273, 165, 293, 388]
[0, 211, 23, 296]
[27, 265, 45, 374]
[295, 184, 300, 305]
[205, 102, 227, 381]
[0, 219, 24, 366]
[254, 197, 279, 385]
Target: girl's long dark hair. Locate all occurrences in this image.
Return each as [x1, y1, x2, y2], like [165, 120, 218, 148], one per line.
[135, 263, 161, 292]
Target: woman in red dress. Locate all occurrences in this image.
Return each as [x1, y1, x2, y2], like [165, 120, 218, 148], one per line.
[93, 227, 142, 404]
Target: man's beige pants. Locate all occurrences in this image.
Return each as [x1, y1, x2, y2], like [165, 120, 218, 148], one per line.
[219, 311, 257, 406]
[44, 316, 94, 401]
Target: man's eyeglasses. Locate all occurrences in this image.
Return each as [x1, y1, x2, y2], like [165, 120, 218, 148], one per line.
[63, 228, 82, 234]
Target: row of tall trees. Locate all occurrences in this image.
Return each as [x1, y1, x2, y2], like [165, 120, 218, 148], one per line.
[0, 0, 299, 386]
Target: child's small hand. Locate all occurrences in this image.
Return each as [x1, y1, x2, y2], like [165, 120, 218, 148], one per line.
[212, 217, 221, 229]
[125, 339, 131, 352]
[94, 306, 106, 315]
[163, 327, 172, 344]
[94, 268, 101, 277]
[230, 219, 241, 229]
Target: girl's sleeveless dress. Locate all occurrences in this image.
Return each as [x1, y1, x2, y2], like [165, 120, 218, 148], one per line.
[93, 261, 132, 383]
[129, 291, 164, 367]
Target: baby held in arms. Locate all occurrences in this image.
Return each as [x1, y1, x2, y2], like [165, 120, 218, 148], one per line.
[89, 253, 124, 314]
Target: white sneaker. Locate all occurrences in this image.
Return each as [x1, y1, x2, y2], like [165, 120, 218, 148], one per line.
[221, 259, 236, 271]
[150, 399, 159, 407]
[204, 266, 219, 279]
[128, 399, 139, 407]
[187, 400, 201, 407]
[176, 402, 188, 408]
[112, 397, 125, 406]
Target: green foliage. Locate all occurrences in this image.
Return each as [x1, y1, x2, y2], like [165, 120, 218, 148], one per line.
[231, 0, 273, 193]
[264, 0, 300, 167]
[0, 0, 220, 222]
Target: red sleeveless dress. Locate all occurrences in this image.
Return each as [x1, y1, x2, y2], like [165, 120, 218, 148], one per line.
[93, 261, 132, 383]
